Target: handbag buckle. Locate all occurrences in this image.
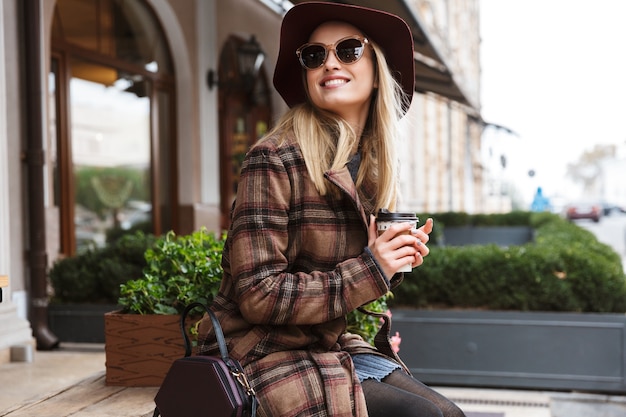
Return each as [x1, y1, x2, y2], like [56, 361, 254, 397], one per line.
[232, 370, 256, 397]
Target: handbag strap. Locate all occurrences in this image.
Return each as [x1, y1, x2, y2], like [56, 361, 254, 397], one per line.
[180, 302, 229, 361]
[180, 302, 257, 399]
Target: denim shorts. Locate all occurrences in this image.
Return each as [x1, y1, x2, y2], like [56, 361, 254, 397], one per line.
[351, 354, 401, 382]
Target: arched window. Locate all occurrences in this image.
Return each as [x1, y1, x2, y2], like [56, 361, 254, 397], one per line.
[49, 0, 176, 255]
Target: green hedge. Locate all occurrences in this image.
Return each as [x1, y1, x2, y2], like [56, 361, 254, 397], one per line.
[49, 231, 155, 304]
[50, 210, 626, 319]
[390, 212, 626, 313]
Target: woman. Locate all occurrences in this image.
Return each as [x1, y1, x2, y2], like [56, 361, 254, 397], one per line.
[199, 2, 465, 416]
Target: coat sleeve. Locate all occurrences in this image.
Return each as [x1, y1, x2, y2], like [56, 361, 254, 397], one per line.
[228, 142, 390, 326]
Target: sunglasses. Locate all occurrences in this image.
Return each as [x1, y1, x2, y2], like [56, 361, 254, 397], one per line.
[296, 36, 370, 70]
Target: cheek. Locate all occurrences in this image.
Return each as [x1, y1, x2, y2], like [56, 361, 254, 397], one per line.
[305, 72, 317, 95]
[305, 71, 323, 105]
[356, 69, 376, 97]
[364, 62, 376, 86]
[366, 71, 376, 89]
[351, 57, 376, 92]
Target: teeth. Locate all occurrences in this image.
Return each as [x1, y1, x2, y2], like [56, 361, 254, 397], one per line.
[324, 79, 347, 87]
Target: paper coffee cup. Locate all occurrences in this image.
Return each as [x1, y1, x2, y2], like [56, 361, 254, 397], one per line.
[376, 209, 419, 272]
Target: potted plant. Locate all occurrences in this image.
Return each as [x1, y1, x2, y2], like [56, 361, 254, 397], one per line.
[48, 231, 154, 343]
[104, 227, 226, 386]
[388, 212, 626, 394]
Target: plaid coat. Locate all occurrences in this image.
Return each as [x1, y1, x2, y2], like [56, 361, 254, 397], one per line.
[198, 133, 405, 417]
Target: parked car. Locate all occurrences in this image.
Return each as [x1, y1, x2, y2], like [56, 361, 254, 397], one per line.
[565, 200, 603, 222]
[601, 201, 625, 216]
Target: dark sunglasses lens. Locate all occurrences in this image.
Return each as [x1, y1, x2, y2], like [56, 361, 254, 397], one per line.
[336, 38, 364, 64]
[301, 45, 326, 69]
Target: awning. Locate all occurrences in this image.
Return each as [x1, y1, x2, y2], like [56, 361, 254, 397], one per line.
[289, 0, 475, 109]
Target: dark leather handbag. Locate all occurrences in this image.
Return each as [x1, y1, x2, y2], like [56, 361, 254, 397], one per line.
[153, 302, 258, 417]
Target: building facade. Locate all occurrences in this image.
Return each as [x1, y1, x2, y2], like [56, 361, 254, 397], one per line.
[0, 0, 481, 358]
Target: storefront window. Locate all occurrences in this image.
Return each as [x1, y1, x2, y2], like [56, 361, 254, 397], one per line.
[51, 0, 174, 255]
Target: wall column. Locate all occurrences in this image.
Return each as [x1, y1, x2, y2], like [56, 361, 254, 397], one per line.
[0, 0, 36, 364]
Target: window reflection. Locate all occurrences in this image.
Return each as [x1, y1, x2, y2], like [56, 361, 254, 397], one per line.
[51, 0, 175, 255]
[70, 67, 152, 251]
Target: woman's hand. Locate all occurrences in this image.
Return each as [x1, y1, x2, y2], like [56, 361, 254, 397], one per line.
[410, 217, 433, 268]
[367, 215, 434, 278]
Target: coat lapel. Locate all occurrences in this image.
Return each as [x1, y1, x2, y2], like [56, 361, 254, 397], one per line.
[324, 167, 372, 227]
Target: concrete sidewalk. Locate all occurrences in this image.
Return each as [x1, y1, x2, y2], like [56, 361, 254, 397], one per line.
[1, 343, 625, 417]
[0, 343, 106, 413]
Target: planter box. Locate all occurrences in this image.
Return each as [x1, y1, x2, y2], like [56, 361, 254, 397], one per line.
[104, 311, 185, 387]
[391, 309, 626, 393]
[48, 303, 119, 343]
[443, 226, 533, 246]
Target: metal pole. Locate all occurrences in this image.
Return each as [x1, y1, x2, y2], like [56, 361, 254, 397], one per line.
[22, 0, 59, 350]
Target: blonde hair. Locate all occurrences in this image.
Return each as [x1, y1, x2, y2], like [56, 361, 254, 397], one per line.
[258, 42, 408, 213]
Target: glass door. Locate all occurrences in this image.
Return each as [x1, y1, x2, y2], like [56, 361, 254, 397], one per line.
[50, 0, 175, 256]
[69, 58, 152, 251]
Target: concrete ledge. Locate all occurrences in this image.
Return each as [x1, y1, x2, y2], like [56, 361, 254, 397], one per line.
[436, 386, 550, 417]
[550, 392, 626, 417]
[0, 303, 35, 365]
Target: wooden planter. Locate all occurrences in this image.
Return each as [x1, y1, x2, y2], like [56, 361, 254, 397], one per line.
[391, 309, 626, 394]
[104, 311, 186, 387]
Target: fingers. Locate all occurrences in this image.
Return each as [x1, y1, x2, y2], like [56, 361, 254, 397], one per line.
[375, 243, 417, 277]
[378, 221, 415, 243]
[367, 215, 378, 247]
[413, 218, 433, 241]
[412, 251, 424, 268]
[368, 216, 435, 276]
[423, 217, 434, 234]
[415, 236, 429, 253]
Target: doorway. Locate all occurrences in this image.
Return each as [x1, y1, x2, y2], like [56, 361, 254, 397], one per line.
[217, 35, 273, 229]
[49, 0, 176, 256]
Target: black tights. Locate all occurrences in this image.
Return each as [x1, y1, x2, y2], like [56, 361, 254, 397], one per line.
[361, 370, 466, 417]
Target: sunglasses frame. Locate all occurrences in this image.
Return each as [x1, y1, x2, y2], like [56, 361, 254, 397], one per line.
[296, 36, 370, 70]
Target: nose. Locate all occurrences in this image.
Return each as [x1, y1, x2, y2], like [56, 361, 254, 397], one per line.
[323, 49, 341, 70]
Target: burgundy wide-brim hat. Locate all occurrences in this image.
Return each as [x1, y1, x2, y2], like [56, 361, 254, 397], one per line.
[273, 1, 415, 109]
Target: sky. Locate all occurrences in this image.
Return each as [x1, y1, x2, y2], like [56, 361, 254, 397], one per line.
[479, 0, 626, 204]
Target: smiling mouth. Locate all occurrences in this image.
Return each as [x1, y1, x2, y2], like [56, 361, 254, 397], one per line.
[323, 79, 348, 87]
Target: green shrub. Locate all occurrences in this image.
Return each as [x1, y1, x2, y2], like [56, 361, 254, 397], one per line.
[390, 212, 626, 313]
[118, 228, 226, 315]
[49, 231, 154, 304]
[346, 296, 390, 345]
